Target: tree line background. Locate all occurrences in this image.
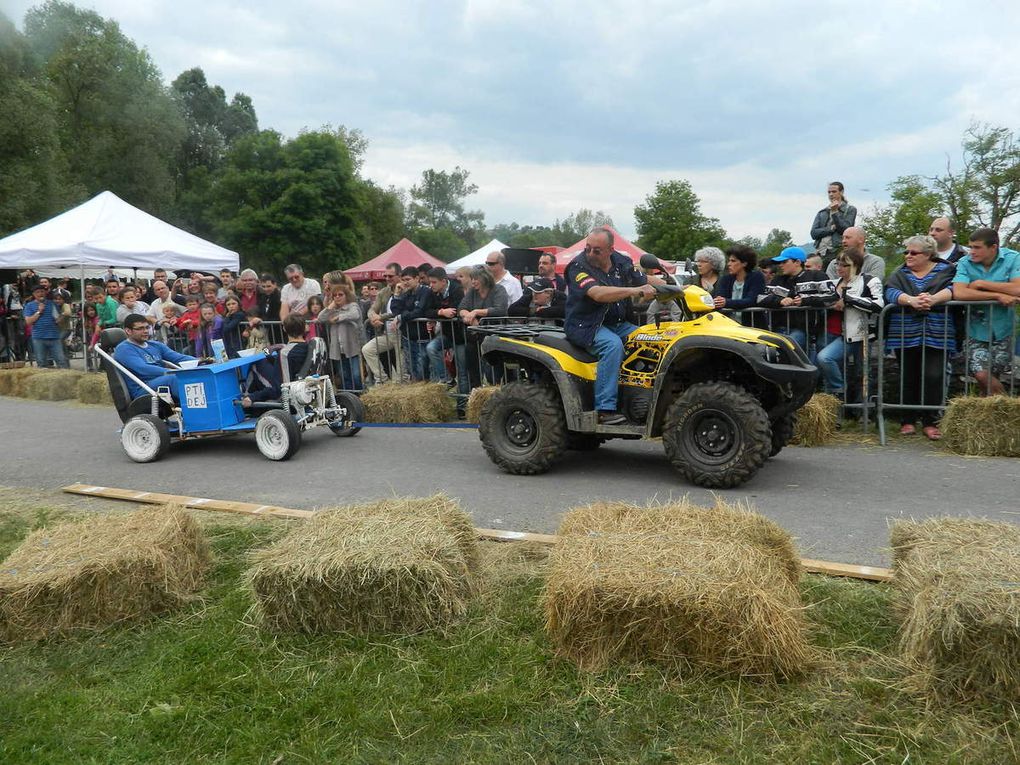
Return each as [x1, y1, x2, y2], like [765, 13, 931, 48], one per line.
[3, 1, 1019, 279]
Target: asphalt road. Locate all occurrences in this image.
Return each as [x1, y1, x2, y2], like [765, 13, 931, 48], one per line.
[2, 395, 1017, 567]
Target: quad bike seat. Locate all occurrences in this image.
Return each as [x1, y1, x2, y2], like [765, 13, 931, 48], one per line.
[533, 332, 597, 364]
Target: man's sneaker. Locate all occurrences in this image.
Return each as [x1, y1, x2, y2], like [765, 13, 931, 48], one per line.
[597, 411, 628, 426]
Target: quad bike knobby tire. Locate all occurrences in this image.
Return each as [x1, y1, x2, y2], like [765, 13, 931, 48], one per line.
[662, 381, 771, 488]
[769, 413, 796, 457]
[479, 382, 568, 475]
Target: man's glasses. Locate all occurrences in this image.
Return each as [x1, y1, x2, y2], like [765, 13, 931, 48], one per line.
[485, 261, 499, 266]
[584, 246, 608, 255]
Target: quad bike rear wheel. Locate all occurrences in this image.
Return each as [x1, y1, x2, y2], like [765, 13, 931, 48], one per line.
[479, 382, 567, 474]
[662, 381, 771, 488]
[769, 413, 796, 457]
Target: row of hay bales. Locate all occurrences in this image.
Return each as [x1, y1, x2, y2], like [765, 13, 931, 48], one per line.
[6, 493, 1018, 699]
[0, 367, 112, 405]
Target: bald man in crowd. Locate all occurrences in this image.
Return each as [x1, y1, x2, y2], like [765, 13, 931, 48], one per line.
[825, 226, 886, 283]
[929, 217, 969, 263]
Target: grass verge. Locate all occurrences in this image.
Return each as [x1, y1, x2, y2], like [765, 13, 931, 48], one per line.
[1, 489, 1018, 764]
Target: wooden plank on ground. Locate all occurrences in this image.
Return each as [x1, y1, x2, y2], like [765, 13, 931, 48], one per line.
[62, 483, 313, 520]
[800, 557, 892, 583]
[62, 484, 893, 582]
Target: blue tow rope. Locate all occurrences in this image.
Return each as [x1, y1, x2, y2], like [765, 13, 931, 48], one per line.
[352, 422, 479, 429]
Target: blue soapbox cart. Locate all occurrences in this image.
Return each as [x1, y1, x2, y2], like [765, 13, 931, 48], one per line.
[95, 328, 364, 462]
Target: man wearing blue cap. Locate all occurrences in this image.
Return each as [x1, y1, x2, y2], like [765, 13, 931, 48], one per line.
[757, 246, 830, 350]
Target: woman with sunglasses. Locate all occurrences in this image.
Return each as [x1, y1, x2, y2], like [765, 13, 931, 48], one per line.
[884, 235, 956, 439]
[815, 249, 883, 401]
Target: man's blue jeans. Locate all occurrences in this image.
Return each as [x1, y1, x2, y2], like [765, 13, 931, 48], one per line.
[402, 336, 429, 381]
[587, 322, 637, 411]
[426, 335, 452, 382]
[32, 336, 68, 368]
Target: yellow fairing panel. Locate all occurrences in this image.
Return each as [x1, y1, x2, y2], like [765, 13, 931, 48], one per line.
[499, 338, 597, 380]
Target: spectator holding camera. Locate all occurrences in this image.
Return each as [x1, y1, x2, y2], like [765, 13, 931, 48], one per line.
[23, 284, 68, 368]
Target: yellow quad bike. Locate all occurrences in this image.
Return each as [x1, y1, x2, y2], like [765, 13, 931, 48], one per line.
[474, 259, 819, 488]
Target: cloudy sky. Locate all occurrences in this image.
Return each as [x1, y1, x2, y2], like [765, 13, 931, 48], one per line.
[7, 0, 1020, 243]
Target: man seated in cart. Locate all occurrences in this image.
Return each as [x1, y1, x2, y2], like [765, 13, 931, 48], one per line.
[113, 313, 197, 401]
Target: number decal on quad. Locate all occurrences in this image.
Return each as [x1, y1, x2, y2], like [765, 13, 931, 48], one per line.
[184, 383, 207, 409]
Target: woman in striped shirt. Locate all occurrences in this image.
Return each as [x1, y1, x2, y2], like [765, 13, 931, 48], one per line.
[884, 235, 956, 439]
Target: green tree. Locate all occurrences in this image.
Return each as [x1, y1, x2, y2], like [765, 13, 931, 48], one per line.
[406, 166, 485, 249]
[861, 175, 942, 259]
[355, 182, 406, 260]
[553, 208, 614, 245]
[0, 13, 80, 234]
[760, 228, 794, 261]
[634, 179, 727, 260]
[204, 128, 362, 276]
[931, 123, 1020, 245]
[414, 228, 469, 262]
[24, 0, 185, 215]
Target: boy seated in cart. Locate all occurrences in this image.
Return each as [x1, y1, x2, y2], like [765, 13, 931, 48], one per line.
[113, 313, 197, 401]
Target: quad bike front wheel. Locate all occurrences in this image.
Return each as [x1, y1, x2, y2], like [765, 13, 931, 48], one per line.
[479, 382, 567, 475]
[662, 381, 771, 488]
[769, 413, 796, 457]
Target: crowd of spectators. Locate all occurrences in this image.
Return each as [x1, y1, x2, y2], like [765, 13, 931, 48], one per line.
[2, 182, 1018, 432]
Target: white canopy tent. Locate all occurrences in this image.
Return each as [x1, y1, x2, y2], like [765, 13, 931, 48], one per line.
[0, 191, 239, 273]
[0, 191, 239, 357]
[444, 238, 509, 273]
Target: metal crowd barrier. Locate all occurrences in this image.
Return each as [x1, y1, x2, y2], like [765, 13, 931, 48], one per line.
[875, 300, 1019, 444]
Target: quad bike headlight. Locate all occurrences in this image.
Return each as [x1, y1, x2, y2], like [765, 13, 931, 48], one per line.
[760, 345, 781, 364]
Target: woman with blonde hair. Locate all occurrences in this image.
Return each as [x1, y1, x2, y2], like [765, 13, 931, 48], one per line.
[319, 282, 364, 390]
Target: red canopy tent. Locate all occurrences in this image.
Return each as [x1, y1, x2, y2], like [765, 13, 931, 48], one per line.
[554, 227, 648, 274]
[344, 238, 444, 281]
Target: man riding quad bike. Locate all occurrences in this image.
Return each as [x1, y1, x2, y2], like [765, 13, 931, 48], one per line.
[474, 250, 819, 489]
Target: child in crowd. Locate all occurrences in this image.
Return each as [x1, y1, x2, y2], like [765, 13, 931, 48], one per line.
[158, 302, 184, 348]
[280, 313, 309, 382]
[52, 292, 73, 348]
[178, 295, 202, 354]
[221, 293, 245, 359]
[245, 307, 268, 350]
[306, 295, 324, 339]
[195, 302, 224, 358]
[202, 283, 225, 314]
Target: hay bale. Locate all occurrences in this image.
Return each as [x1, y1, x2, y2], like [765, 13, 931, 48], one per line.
[246, 496, 478, 634]
[558, 497, 800, 585]
[940, 395, 1020, 457]
[0, 506, 210, 643]
[23, 369, 84, 401]
[466, 385, 500, 424]
[361, 382, 456, 423]
[77, 373, 113, 405]
[544, 533, 813, 677]
[890, 517, 1020, 700]
[0, 367, 47, 397]
[790, 393, 839, 446]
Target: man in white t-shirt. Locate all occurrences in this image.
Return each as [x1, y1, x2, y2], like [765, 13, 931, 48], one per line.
[929, 217, 969, 263]
[279, 263, 322, 320]
[484, 251, 523, 303]
[146, 280, 184, 325]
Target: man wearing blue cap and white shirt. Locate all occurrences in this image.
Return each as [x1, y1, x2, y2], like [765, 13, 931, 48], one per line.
[756, 246, 831, 350]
